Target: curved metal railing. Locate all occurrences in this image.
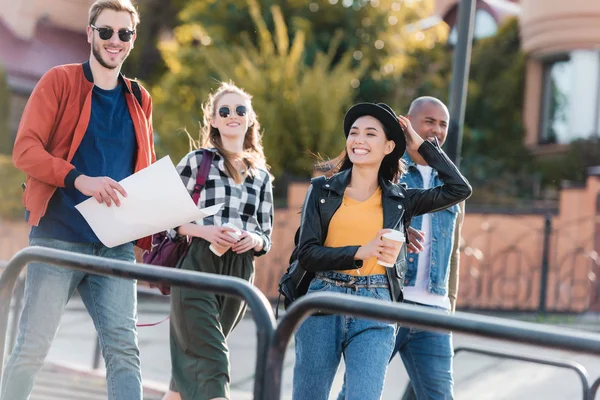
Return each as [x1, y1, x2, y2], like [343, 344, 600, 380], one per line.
[264, 292, 600, 400]
[3, 249, 600, 399]
[0, 246, 276, 400]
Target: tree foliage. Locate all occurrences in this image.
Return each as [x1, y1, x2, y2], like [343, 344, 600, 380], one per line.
[135, 0, 446, 90]
[149, 3, 590, 206]
[0, 68, 11, 154]
[0, 155, 25, 220]
[123, 0, 188, 82]
[178, 0, 446, 103]
[153, 0, 372, 177]
[394, 18, 535, 205]
[459, 18, 535, 203]
[151, 0, 448, 178]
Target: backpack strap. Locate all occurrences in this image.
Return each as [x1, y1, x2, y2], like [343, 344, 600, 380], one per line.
[131, 80, 143, 108]
[191, 149, 214, 204]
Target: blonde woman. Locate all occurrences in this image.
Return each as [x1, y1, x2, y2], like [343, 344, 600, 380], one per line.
[163, 82, 273, 400]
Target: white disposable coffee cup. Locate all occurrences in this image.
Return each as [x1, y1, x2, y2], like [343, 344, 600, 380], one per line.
[209, 223, 242, 256]
[377, 229, 405, 268]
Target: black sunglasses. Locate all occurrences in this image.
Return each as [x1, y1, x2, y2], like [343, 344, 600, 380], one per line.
[90, 25, 135, 42]
[218, 105, 248, 118]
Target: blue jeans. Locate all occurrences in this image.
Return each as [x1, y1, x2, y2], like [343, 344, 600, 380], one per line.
[393, 301, 454, 400]
[293, 272, 396, 400]
[337, 301, 454, 400]
[0, 238, 142, 400]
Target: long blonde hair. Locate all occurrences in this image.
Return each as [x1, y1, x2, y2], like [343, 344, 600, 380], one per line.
[191, 82, 270, 184]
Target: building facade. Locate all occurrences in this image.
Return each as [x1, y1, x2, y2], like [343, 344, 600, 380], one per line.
[520, 0, 600, 153]
[435, 0, 600, 154]
[0, 0, 93, 141]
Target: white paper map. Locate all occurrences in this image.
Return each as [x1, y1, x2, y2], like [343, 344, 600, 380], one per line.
[75, 156, 223, 248]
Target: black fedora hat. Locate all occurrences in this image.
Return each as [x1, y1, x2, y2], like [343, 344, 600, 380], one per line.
[343, 102, 406, 156]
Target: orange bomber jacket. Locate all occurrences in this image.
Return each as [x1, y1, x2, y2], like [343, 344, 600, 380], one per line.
[12, 61, 156, 249]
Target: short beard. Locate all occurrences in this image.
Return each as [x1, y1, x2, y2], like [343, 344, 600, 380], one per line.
[92, 36, 129, 70]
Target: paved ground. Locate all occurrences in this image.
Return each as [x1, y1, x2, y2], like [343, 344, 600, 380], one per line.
[30, 363, 164, 400]
[6, 292, 600, 399]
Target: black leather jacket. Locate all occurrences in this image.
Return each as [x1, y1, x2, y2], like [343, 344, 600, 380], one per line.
[296, 140, 472, 303]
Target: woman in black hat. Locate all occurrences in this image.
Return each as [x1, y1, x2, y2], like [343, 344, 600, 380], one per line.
[292, 102, 471, 400]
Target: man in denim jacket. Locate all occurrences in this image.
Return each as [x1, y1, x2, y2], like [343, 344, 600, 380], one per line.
[394, 96, 464, 399]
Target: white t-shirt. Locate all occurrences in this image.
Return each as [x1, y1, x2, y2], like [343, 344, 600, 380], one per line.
[402, 164, 451, 310]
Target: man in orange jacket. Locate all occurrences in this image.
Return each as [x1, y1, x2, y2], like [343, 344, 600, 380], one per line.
[2, 1, 155, 399]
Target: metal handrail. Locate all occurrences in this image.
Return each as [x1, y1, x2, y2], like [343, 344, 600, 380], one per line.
[399, 345, 593, 400]
[264, 293, 600, 400]
[0, 246, 276, 400]
[591, 376, 600, 398]
[0, 260, 25, 352]
[453, 346, 591, 400]
[5, 250, 600, 400]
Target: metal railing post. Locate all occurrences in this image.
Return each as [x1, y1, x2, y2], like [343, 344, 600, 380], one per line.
[8, 274, 25, 353]
[400, 344, 592, 400]
[539, 214, 552, 313]
[454, 346, 591, 400]
[591, 376, 600, 398]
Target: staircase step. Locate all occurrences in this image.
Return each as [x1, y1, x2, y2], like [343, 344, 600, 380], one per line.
[28, 362, 164, 400]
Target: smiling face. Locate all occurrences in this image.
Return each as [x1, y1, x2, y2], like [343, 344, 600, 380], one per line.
[346, 115, 396, 167]
[408, 101, 449, 146]
[210, 92, 253, 140]
[87, 9, 136, 70]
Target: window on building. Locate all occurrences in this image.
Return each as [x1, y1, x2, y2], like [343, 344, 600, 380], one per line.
[539, 58, 573, 144]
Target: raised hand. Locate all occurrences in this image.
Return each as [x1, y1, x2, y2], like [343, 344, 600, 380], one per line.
[398, 115, 424, 152]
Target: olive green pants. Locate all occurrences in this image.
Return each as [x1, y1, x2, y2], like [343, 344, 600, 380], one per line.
[169, 239, 254, 400]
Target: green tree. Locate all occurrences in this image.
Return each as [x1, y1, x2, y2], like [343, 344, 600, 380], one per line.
[159, 0, 446, 103]
[153, 0, 367, 177]
[123, 0, 191, 82]
[0, 68, 24, 220]
[0, 155, 25, 220]
[392, 40, 453, 113]
[396, 18, 535, 205]
[0, 68, 11, 154]
[459, 18, 535, 204]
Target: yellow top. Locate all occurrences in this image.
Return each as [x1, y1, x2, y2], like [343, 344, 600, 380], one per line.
[325, 187, 386, 276]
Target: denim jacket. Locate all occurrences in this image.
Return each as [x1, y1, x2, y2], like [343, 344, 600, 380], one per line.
[400, 154, 460, 296]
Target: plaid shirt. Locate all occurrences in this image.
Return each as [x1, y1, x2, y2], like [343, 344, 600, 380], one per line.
[171, 148, 273, 256]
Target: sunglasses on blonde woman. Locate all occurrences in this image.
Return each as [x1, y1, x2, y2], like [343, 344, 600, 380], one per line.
[218, 105, 248, 118]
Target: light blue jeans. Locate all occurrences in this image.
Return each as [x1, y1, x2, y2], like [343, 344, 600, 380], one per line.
[293, 271, 396, 400]
[0, 238, 142, 400]
[391, 301, 454, 400]
[337, 300, 454, 400]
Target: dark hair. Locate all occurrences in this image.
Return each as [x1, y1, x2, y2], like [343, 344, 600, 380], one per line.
[317, 121, 407, 182]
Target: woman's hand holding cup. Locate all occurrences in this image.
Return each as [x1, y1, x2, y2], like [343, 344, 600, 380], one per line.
[377, 229, 406, 267]
[355, 229, 392, 261]
[209, 223, 242, 256]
